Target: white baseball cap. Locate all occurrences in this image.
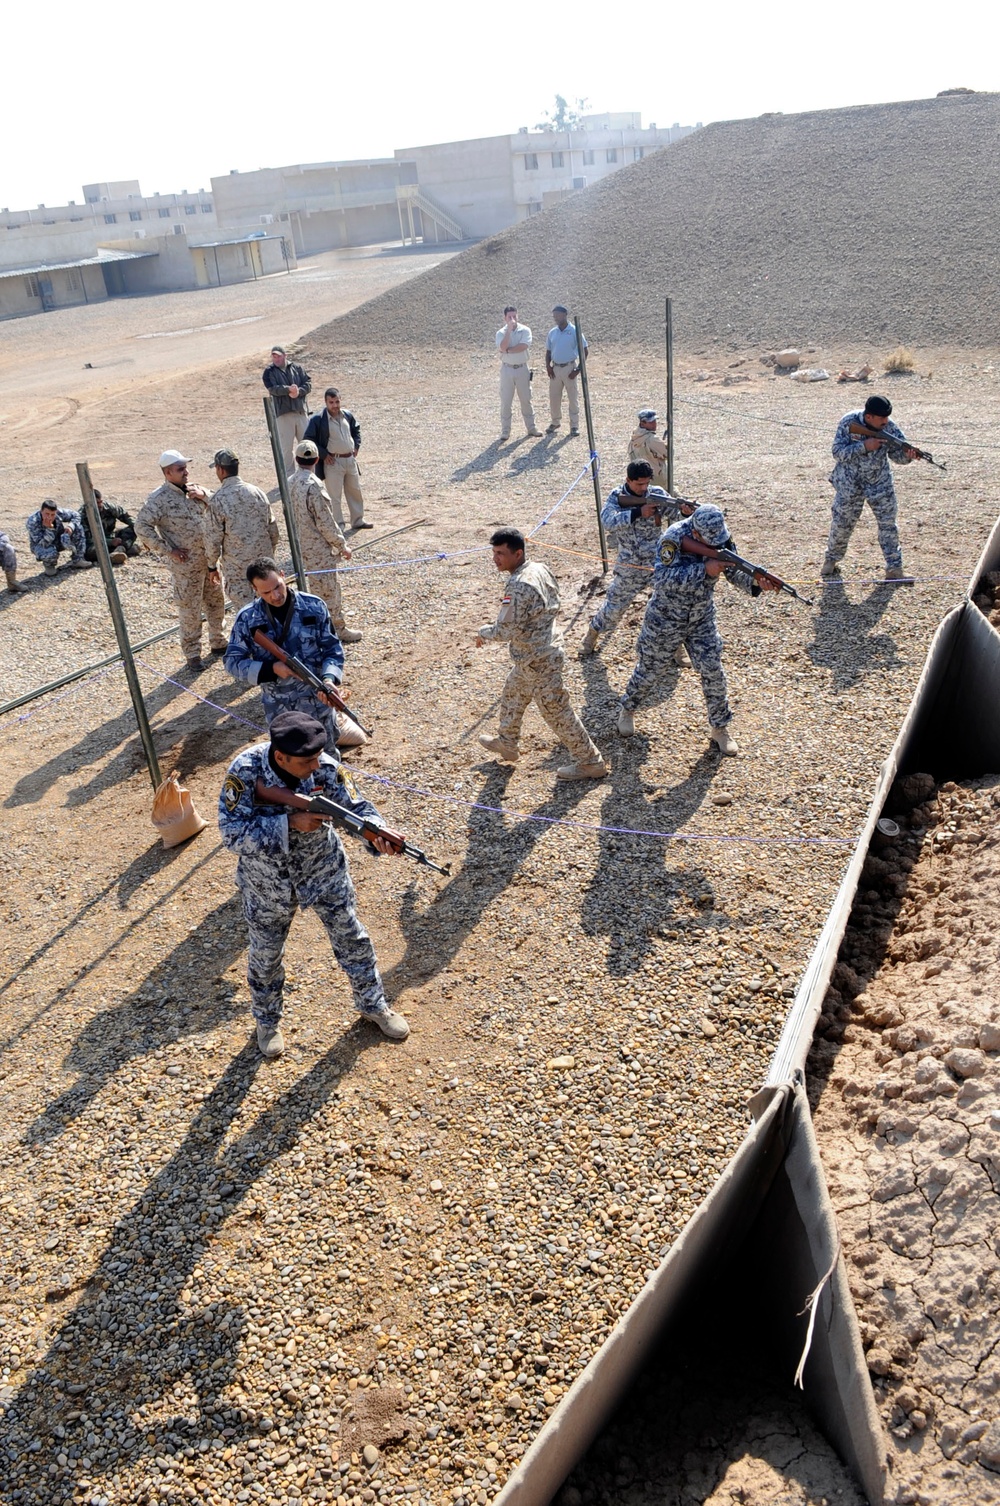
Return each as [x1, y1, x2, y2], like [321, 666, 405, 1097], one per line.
[159, 449, 190, 468]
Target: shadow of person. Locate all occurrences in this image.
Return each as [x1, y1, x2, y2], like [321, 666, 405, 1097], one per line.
[23, 895, 249, 1145]
[5, 675, 259, 810]
[0, 1030, 377, 1505]
[579, 651, 724, 977]
[450, 440, 508, 483]
[378, 759, 598, 1004]
[805, 577, 902, 691]
[507, 434, 572, 478]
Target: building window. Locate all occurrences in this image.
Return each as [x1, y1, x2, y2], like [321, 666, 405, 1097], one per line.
[524, 153, 538, 171]
[201, 203, 213, 213]
[67, 269, 82, 291]
[633, 146, 644, 161]
[129, 210, 142, 221]
[159, 207, 171, 218]
[582, 149, 595, 166]
[572, 177, 586, 190]
[551, 151, 564, 168]
[104, 213, 117, 224]
[25, 275, 40, 298]
[185, 204, 197, 215]
[606, 148, 618, 163]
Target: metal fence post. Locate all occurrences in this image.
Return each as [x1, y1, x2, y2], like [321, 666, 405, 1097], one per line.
[573, 314, 608, 574]
[665, 297, 675, 495]
[263, 394, 307, 588]
[76, 462, 162, 790]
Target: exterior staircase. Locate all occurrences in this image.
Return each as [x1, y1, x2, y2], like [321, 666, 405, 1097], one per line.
[396, 184, 465, 244]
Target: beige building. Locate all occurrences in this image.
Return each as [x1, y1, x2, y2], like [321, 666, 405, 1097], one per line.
[0, 181, 218, 272]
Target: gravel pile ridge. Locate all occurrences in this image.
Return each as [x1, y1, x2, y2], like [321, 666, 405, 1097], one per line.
[808, 773, 1000, 1506]
[316, 92, 1000, 352]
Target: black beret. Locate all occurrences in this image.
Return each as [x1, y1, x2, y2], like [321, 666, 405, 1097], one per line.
[269, 711, 327, 757]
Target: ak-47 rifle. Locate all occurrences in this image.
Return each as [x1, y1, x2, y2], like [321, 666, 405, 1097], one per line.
[845, 420, 946, 471]
[253, 628, 373, 737]
[617, 489, 696, 520]
[679, 535, 814, 606]
[254, 779, 451, 876]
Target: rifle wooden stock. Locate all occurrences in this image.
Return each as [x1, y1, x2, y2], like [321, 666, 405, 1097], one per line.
[678, 535, 814, 606]
[252, 628, 373, 736]
[845, 421, 945, 470]
[253, 779, 451, 876]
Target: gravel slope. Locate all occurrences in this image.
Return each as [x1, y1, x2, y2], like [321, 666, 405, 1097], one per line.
[317, 92, 1000, 351]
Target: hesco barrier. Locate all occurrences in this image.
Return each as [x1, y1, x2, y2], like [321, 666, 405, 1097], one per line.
[496, 541, 1000, 1506]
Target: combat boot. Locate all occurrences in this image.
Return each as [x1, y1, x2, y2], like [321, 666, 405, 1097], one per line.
[43, 562, 58, 576]
[110, 549, 127, 567]
[70, 557, 94, 570]
[580, 626, 599, 656]
[674, 644, 691, 667]
[337, 625, 363, 643]
[885, 567, 915, 586]
[617, 707, 635, 736]
[337, 718, 368, 749]
[556, 760, 609, 781]
[819, 556, 840, 579]
[256, 1022, 285, 1058]
[125, 542, 142, 557]
[5, 570, 27, 594]
[371, 1009, 410, 1041]
[478, 734, 519, 763]
[710, 724, 739, 756]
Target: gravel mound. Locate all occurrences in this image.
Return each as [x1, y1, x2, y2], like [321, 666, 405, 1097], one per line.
[316, 92, 1000, 352]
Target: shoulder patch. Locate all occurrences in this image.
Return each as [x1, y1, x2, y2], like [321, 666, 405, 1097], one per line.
[222, 773, 246, 812]
[660, 540, 678, 565]
[336, 767, 360, 800]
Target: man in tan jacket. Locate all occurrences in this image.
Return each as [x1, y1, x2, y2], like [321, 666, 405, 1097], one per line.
[628, 409, 669, 488]
[136, 449, 226, 671]
[288, 441, 362, 643]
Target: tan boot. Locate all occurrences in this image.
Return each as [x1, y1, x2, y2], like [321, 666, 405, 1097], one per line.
[256, 1022, 285, 1058]
[370, 1009, 410, 1041]
[617, 707, 635, 736]
[337, 718, 369, 749]
[478, 734, 519, 762]
[710, 724, 739, 756]
[884, 567, 915, 586]
[674, 644, 691, 667]
[819, 556, 840, 579]
[581, 626, 599, 656]
[337, 624, 363, 643]
[110, 549, 127, 567]
[556, 760, 609, 781]
[5, 570, 27, 594]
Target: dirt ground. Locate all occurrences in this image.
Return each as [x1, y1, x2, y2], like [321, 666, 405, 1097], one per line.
[1, 286, 999, 1506]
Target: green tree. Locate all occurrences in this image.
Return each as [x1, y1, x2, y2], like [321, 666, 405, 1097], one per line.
[535, 94, 590, 131]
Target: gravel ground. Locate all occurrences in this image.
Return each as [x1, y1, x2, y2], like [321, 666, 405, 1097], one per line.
[807, 773, 1000, 1506]
[1, 291, 999, 1503]
[318, 93, 1000, 352]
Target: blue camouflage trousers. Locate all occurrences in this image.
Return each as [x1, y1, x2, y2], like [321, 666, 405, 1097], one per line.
[621, 596, 732, 727]
[240, 843, 386, 1027]
[0, 533, 16, 573]
[825, 476, 902, 570]
[32, 520, 87, 565]
[590, 561, 652, 636]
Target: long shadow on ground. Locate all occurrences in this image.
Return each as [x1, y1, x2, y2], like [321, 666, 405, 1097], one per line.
[806, 577, 901, 691]
[0, 1029, 379, 1505]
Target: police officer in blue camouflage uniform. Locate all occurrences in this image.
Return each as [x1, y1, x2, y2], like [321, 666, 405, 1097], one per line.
[581, 462, 694, 655]
[26, 500, 93, 576]
[224, 557, 366, 753]
[219, 711, 409, 1058]
[617, 504, 778, 755]
[820, 395, 918, 584]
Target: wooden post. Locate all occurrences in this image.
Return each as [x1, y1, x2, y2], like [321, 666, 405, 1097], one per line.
[573, 314, 609, 574]
[263, 394, 308, 589]
[76, 462, 162, 790]
[665, 296, 675, 495]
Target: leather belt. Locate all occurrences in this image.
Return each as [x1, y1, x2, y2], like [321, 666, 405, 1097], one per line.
[553, 361, 574, 366]
[327, 454, 354, 461]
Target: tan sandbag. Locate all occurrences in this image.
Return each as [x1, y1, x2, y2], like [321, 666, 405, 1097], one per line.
[152, 769, 208, 848]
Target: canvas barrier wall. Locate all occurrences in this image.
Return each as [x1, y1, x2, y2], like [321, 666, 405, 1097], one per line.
[497, 556, 1000, 1506]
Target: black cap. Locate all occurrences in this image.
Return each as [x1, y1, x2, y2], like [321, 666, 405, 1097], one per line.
[269, 711, 327, 757]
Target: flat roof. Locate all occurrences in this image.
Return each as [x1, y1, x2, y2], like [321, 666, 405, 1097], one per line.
[194, 235, 287, 249]
[0, 248, 157, 281]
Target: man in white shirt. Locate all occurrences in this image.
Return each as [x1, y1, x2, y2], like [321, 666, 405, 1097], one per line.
[545, 305, 586, 436]
[495, 305, 542, 443]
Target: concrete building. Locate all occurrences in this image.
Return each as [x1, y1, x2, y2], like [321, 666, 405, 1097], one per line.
[394, 113, 701, 238]
[210, 159, 466, 255]
[0, 233, 294, 320]
[0, 182, 218, 272]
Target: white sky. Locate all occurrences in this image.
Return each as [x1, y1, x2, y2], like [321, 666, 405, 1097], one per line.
[4, 0, 993, 210]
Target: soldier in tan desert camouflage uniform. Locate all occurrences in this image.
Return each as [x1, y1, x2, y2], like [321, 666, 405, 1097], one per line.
[203, 449, 279, 610]
[628, 409, 669, 488]
[475, 528, 607, 781]
[136, 449, 226, 671]
[287, 441, 362, 643]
